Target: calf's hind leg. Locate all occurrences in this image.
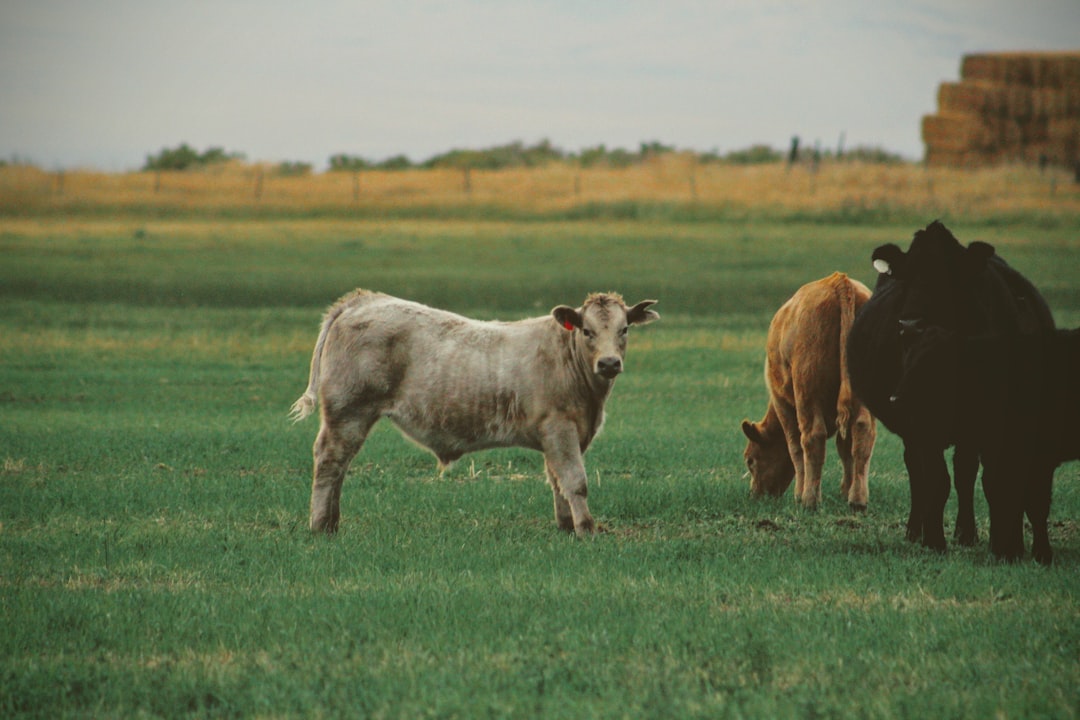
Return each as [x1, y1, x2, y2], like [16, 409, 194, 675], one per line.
[310, 412, 377, 533]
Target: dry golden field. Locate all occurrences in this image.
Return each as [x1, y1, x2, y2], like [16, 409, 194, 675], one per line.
[2, 155, 1078, 220]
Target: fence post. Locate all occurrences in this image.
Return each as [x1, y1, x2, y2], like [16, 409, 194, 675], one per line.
[787, 136, 800, 171]
[254, 168, 264, 201]
[353, 171, 360, 203]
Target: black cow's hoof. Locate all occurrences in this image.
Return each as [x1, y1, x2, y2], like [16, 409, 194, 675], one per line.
[953, 526, 978, 547]
[922, 537, 948, 554]
[991, 550, 1024, 564]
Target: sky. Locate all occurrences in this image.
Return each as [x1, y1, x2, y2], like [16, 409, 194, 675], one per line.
[2, 1, 1078, 171]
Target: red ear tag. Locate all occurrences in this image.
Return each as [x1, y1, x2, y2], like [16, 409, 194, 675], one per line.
[563, 320, 575, 331]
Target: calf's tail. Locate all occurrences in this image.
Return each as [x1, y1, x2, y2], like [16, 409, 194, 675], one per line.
[289, 300, 350, 422]
[835, 273, 858, 439]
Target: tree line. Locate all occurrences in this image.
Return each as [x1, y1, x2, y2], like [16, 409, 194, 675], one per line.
[143, 139, 906, 175]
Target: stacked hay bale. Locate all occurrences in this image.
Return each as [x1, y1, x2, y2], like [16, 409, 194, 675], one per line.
[922, 52, 1080, 168]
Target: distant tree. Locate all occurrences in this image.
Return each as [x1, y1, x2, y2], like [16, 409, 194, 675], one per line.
[840, 145, 907, 164]
[423, 140, 566, 170]
[576, 145, 610, 168]
[575, 144, 638, 168]
[198, 147, 233, 165]
[276, 161, 313, 177]
[423, 148, 482, 170]
[143, 143, 244, 171]
[376, 155, 413, 170]
[328, 154, 371, 172]
[639, 140, 675, 158]
[724, 144, 783, 165]
[520, 139, 564, 166]
[144, 143, 199, 171]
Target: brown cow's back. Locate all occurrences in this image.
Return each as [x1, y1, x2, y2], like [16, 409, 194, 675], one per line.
[742, 272, 875, 509]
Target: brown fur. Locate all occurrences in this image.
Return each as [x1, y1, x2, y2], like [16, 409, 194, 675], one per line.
[741, 272, 876, 509]
[291, 290, 659, 535]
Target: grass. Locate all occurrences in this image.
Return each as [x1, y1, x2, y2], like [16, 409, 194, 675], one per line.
[1, 211, 1079, 718]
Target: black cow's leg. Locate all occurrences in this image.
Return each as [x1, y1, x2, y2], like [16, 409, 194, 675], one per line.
[904, 443, 949, 552]
[902, 444, 924, 543]
[1026, 464, 1054, 566]
[952, 443, 979, 546]
[982, 460, 1025, 562]
[924, 450, 951, 553]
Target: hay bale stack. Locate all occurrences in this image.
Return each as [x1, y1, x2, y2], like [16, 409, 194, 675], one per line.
[922, 52, 1080, 168]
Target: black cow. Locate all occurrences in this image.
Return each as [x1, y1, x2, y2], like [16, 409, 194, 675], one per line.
[847, 221, 1055, 562]
[891, 325, 1080, 563]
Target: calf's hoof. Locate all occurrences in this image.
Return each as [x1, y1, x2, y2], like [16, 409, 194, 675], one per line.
[573, 517, 597, 537]
[310, 515, 340, 535]
[848, 503, 867, 513]
[556, 515, 576, 533]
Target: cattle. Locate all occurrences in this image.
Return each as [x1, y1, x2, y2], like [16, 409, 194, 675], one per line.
[890, 324, 1080, 563]
[290, 290, 659, 536]
[847, 220, 1055, 562]
[741, 272, 876, 510]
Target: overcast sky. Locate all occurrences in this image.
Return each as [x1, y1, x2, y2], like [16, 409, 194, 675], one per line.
[2, 1, 1077, 171]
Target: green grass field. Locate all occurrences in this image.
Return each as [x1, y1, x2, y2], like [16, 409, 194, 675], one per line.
[2, 216, 1079, 718]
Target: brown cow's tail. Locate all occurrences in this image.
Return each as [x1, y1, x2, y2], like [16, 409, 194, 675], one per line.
[289, 297, 352, 422]
[835, 273, 858, 440]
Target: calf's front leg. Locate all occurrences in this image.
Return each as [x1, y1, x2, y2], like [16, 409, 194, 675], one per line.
[544, 459, 576, 532]
[541, 424, 596, 536]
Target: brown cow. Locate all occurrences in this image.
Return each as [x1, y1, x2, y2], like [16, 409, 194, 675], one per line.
[741, 272, 875, 509]
[290, 290, 659, 535]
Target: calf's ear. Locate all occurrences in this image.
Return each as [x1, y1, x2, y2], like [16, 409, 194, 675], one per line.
[871, 243, 905, 276]
[627, 299, 660, 326]
[741, 420, 764, 444]
[552, 305, 583, 331]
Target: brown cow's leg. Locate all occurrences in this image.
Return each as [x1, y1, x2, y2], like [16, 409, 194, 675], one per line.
[544, 460, 575, 532]
[837, 429, 854, 500]
[837, 411, 874, 511]
[796, 411, 827, 509]
[310, 414, 376, 533]
[774, 401, 806, 505]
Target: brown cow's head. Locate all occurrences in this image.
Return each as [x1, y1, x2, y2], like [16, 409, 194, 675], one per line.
[740, 420, 795, 498]
[552, 293, 659, 380]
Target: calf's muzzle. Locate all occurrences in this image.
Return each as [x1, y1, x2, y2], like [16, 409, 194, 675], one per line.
[597, 356, 623, 379]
